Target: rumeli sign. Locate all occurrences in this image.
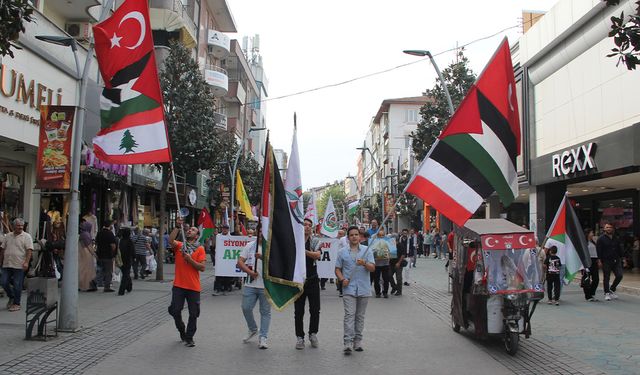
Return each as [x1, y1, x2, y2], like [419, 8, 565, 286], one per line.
[35, 106, 75, 189]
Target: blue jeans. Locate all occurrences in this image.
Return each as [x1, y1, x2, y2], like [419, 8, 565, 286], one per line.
[1, 268, 25, 306]
[241, 286, 271, 339]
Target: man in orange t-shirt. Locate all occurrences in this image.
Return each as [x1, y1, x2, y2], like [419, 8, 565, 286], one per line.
[168, 217, 206, 347]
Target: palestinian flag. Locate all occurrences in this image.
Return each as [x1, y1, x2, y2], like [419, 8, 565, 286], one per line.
[197, 208, 215, 244]
[91, 0, 171, 164]
[261, 141, 304, 310]
[406, 39, 520, 226]
[544, 194, 591, 284]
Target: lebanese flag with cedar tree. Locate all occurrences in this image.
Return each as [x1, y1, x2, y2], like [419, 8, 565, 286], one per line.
[91, 0, 171, 164]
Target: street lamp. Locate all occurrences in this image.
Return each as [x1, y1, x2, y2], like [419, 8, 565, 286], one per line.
[229, 127, 266, 231]
[403, 49, 455, 116]
[36, 34, 91, 331]
[356, 144, 384, 230]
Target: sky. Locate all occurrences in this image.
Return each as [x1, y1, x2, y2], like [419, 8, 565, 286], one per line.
[226, 0, 559, 189]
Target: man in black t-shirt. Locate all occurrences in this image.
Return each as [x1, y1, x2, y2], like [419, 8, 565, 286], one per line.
[95, 222, 117, 292]
[294, 218, 322, 350]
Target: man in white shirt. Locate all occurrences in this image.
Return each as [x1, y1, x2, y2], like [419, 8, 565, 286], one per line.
[0, 218, 33, 312]
[237, 239, 271, 349]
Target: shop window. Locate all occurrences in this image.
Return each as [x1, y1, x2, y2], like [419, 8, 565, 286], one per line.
[597, 197, 634, 240]
[0, 166, 25, 229]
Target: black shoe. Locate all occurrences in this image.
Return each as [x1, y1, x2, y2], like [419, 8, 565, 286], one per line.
[383, 294, 389, 298]
[179, 330, 186, 342]
[403, 282, 409, 286]
[375, 294, 381, 298]
[86, 288, 98, 292]
[390, 288, 397, 294]
[321, 286, 326, 290]
[118, 292, 125, 296]
[104, 288, 115, 293]
[184, 338, 195, 347]
[394, 291, 402, 296]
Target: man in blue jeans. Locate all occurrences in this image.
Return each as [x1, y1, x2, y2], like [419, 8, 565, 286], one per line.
[237, 238, 271, 349]
[0, 218, 33, 312]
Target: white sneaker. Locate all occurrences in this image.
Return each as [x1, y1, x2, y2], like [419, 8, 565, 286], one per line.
[309, 333, 319, 348]
[604, 293, 612, 301]
[610, 292, 619, 299]
[243, 330, 257, 343]
[258, 337, 268, 349]
[295, 336, 305, 350]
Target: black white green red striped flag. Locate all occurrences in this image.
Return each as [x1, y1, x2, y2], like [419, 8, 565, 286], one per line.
[91, 0, 171, 164]
[406, 39, 520, 226]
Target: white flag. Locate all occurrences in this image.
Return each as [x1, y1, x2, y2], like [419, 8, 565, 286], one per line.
[305, 191, 318, 226]
[284, 124, 307, 283]
[321, 195, 339, 238]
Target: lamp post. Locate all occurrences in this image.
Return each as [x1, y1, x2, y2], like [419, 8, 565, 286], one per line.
[35, 35, 91, 331]
[357, 144, 384, 231]
[229, 127, 266, 231]
[403, 50, 455, 116]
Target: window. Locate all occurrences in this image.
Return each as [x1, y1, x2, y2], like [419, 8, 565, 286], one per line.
[407, 109, 419, 123]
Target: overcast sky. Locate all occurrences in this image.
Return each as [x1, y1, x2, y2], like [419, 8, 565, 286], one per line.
[226, 0, 559, 189]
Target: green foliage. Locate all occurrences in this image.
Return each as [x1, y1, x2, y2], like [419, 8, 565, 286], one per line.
[0, 0, 33, 57]
[316, 184, 347, 221]
[208, 129, 263, 207]
[395, 170, 416, 217]
[159, 40, 217, 174]
[604, 0, 640, 70]
[411, 50, 476, 161]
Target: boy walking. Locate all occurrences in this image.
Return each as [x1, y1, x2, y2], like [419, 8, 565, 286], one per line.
[544, 246, 562, 305]
[335, 226, 375, 355]
[237, 238, 271, 349]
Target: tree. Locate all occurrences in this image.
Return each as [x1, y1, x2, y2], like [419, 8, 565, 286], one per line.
[605, 0, 640, 70]
[155, 40, 218, 280]
[119, 130, 138, 153]
[411, 49, 476, 161]
[0, 0, 33, 57]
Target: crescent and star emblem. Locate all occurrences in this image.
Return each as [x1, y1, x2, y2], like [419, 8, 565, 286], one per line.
[518, 234, 532, 247]
[483, 236, 497, 248]
[110, 11, 146, 50]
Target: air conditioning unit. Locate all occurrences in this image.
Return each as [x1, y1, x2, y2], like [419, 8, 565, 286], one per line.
[66, 22, 92, 40]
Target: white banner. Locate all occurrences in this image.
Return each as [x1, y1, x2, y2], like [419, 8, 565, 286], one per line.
[314, 238, 343, 278]
[214, 235, 255, 277]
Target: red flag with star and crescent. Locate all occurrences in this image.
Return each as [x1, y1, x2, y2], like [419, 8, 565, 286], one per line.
[91, 0, 172, 164]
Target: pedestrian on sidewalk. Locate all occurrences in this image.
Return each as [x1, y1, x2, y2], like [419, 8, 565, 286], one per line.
[0, 218, 33, 312]
[390, 229, 407, 296]
[424, 230, 433, 257]
[294, 218, 322, 350]
[95, 220, 117, 293]
[78, 221, 97, 292]
[237, 232, 271, 349]
[168, 217, 206, 348]
[335, 226, 375, 355]
[582, 229, 600, 301]
[117, 228, 135, 295]
[433, 229, 442, 258]
[544, 246, 562, 305]
[132, 228, 150, 279]
[597, 223, 624, 301]
[371, 229, 390, 298]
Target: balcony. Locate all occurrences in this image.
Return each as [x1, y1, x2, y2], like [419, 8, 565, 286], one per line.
[44, 0, 100, 22]
[225, 81, 247, 103]
[213, 111, 227, 131]
[204, 65, 228, 97]
[149, 0, 197, 48]
[207, 29, 230, 58]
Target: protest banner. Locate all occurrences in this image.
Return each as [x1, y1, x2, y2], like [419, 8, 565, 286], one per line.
[214, 235, 255, 277]
[314, 238, 342, 278]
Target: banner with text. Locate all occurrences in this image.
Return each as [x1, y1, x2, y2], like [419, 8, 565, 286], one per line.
[314, 238, 343, 278]
[35, 105, 75, 190]
[214, 235, 255, 277]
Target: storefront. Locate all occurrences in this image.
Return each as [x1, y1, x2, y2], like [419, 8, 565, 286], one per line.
[131, 164, 163, 228]
[529, 123, 640, 242]
[0, 47, 78, 234]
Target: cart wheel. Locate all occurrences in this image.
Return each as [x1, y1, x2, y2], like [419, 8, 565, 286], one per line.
[451, 314, 460, 333]
[504, 331, 519, 355]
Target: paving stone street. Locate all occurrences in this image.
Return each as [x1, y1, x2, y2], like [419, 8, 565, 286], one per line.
[0, 257, 638, 375]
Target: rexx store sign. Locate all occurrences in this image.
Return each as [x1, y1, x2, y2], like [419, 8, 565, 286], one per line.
[551, 142, 596, 177]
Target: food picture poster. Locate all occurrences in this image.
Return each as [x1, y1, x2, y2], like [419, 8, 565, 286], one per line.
[36, 105, 76, 190]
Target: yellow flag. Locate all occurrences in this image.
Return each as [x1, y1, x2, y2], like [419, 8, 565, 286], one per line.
[236, 170, 255, 220]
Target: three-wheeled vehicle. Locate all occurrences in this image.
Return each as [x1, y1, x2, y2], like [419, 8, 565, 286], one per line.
[450, 219, 543, 355]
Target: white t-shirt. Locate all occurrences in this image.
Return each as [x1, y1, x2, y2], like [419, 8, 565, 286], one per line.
[1, 231, 33, 269]
[240, 240, 263, 289]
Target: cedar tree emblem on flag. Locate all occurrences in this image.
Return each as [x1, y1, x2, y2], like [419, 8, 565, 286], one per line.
[91, 0, 172, 165]
[406, 38, 521, 226]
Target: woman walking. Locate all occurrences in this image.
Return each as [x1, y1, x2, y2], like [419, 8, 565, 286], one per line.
[78, 222, 97, 291]
[582, 229, 600, 301]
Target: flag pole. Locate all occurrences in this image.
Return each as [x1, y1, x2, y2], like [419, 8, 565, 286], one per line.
[170, 162, 188, 244]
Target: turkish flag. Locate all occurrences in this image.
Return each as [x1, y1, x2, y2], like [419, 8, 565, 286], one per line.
[92, 0, 162, 104]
